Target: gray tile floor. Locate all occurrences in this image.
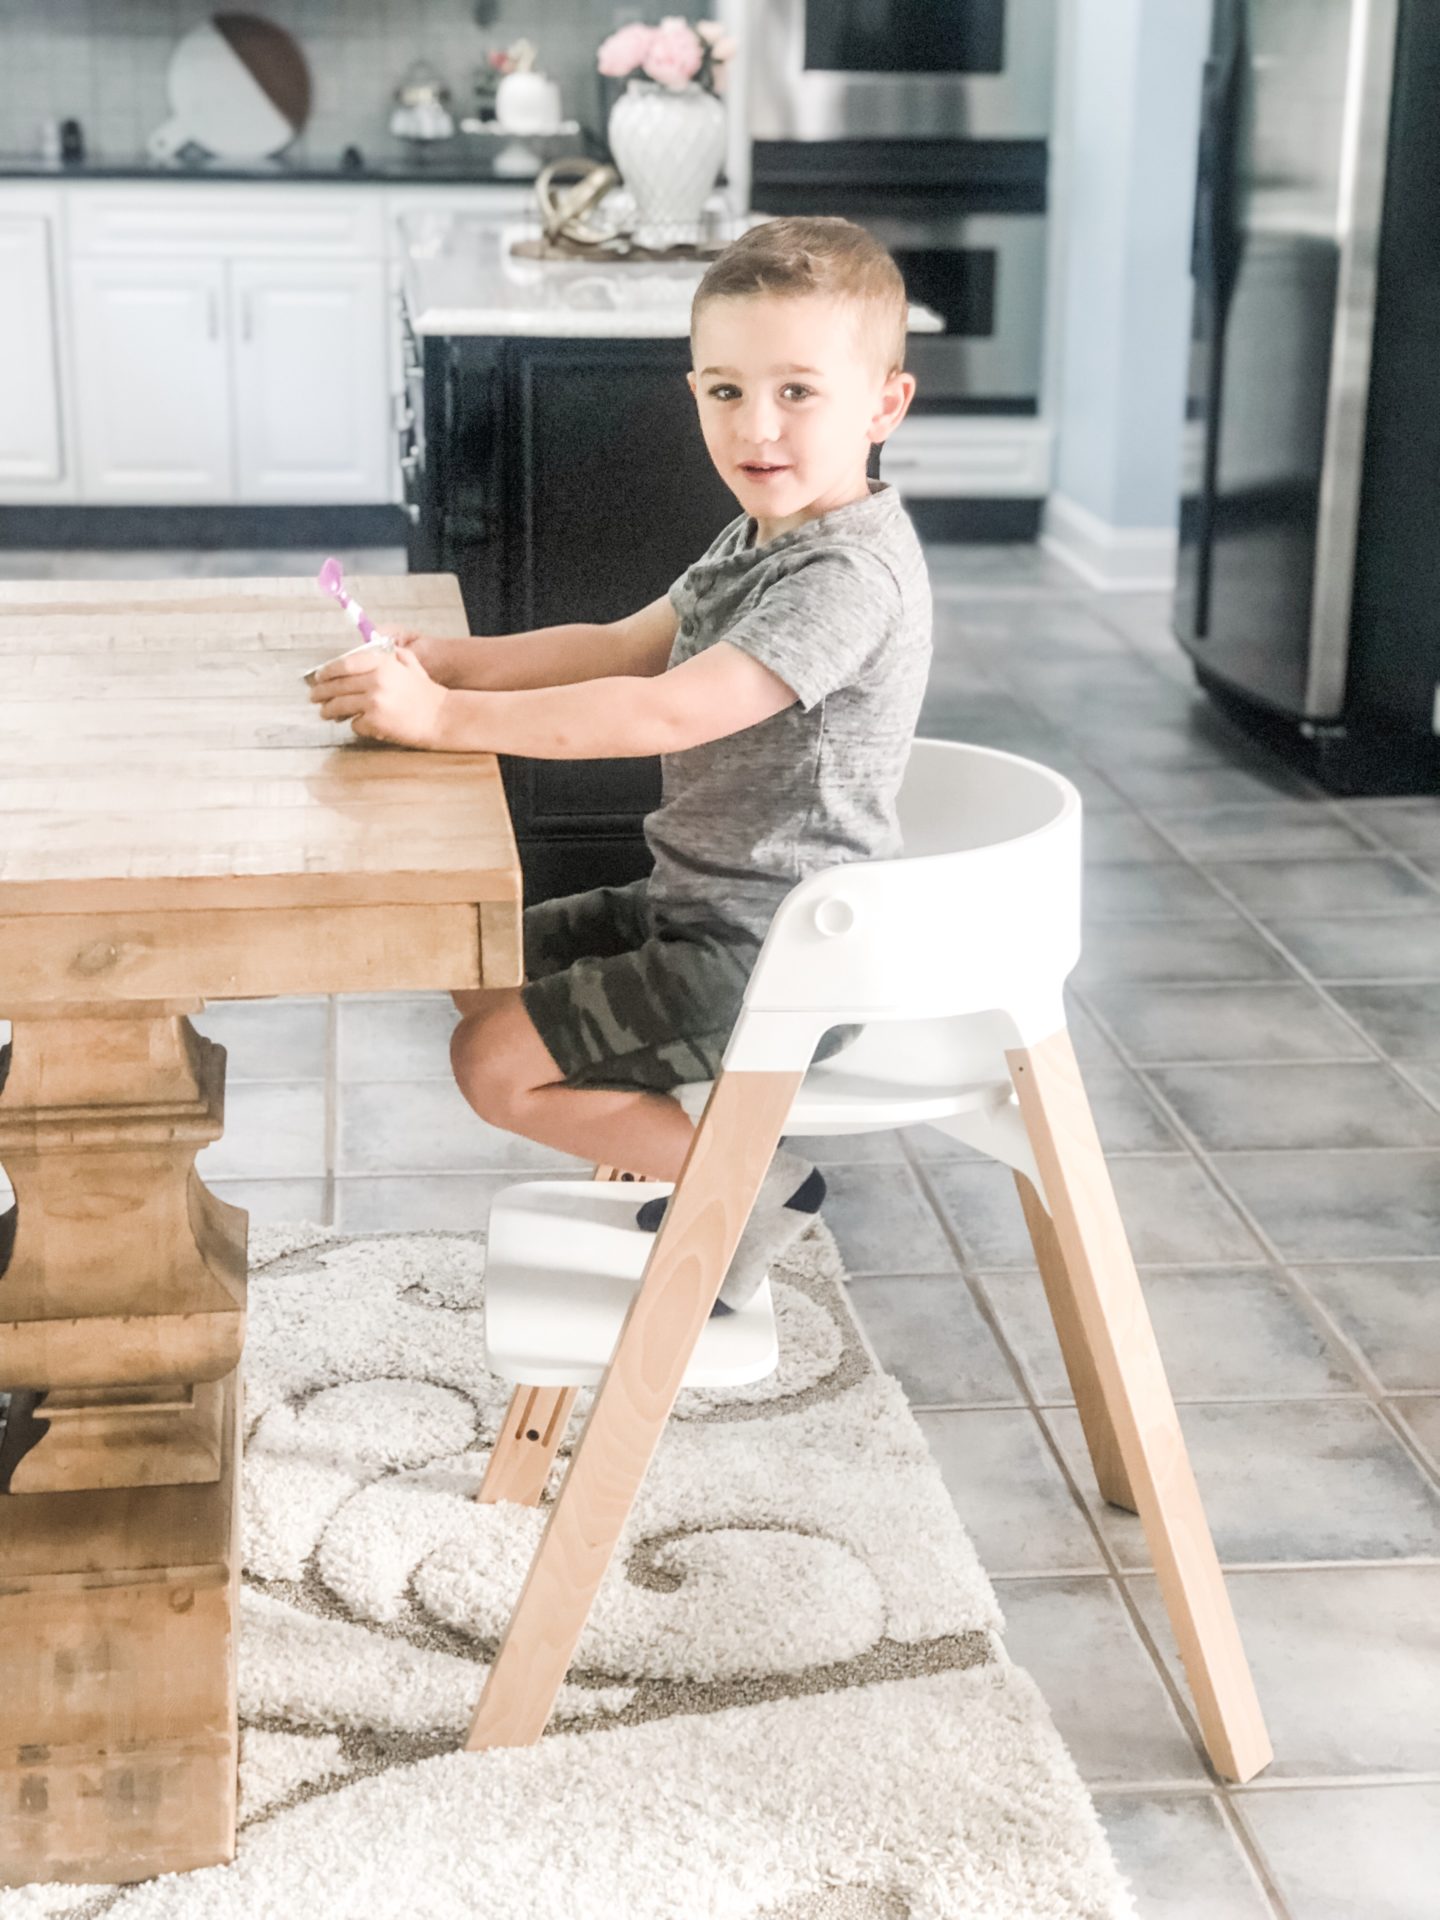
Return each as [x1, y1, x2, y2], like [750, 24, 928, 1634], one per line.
[7, 541, 1440, 1918]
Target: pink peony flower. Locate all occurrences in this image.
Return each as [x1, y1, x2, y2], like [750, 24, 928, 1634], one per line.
[642, 18, 703, 88]
[597, 22, 657, 77]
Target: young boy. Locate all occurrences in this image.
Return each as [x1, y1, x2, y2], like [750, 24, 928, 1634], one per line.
[310, 216, 932, 1312]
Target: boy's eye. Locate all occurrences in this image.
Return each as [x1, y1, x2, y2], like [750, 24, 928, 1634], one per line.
[703, 382, 815, 402]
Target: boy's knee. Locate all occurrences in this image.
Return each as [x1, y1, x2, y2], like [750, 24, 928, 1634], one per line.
[450, 1012, 524, 1125]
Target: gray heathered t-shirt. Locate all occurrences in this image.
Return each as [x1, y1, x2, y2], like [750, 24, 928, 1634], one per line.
[644, 479, 932, 942]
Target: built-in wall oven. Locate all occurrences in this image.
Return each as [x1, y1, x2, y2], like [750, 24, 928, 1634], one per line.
[745, 0, 1054, 410]
[749, 0, 1055, 141]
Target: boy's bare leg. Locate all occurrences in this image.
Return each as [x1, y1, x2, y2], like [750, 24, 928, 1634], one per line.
[450, 994, 824, 1309]
[450, 990, 695, 1180]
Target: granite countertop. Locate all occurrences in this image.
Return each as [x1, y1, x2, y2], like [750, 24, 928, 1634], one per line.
[402, 210, 946, 339]
[0, 131, 601, 187]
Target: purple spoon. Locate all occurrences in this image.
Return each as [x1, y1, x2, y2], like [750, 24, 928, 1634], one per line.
[302, 557, 395, 684]
[317, 555, 389, 646]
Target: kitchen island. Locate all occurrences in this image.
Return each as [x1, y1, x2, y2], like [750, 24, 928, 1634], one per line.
[400, 210, 942, 904]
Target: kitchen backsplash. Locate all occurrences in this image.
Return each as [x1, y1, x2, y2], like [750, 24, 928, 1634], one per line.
[0, 0, 670, 160]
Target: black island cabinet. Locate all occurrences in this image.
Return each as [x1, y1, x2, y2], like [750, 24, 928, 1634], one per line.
[409, 330, 741, 906]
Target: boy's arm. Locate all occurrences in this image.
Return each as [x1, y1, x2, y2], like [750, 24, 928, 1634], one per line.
[417, 595, 678, 690]
[309, 634, 794, 753]
[432, 641, 797, 758]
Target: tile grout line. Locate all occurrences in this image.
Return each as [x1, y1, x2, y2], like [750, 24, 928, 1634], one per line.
[1213, 1790, 1296, 1920]
[909, 1388, 1380, 1411]
[1229, 1770, 1440, 1791]
[1323, 786, 1440, 895]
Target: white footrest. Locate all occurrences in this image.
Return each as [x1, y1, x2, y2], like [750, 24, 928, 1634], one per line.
[482, 1179, 779, 1389]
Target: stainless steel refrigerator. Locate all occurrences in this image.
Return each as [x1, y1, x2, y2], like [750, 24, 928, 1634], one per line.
[1174, 0, 1440, 792]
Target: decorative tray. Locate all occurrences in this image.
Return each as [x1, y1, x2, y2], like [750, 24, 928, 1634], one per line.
[509, 231, 726, 263]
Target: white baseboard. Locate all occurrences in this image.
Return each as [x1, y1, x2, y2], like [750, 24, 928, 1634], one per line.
[1040, 492, 1178, 591]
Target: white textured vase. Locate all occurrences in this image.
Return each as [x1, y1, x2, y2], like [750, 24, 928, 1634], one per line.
[607, 78, 726, 248]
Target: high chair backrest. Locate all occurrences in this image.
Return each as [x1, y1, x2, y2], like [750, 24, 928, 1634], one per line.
[722, 739, 1082, 1073]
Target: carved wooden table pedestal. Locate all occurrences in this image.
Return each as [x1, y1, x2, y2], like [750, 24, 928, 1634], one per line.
[0, 999, 245, 1884]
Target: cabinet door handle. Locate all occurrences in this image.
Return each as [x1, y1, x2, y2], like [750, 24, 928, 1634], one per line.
[206, 290, 219, 341]
[241, 292, 253, 342]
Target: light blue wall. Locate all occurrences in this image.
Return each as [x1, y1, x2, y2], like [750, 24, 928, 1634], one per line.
[1051, 0, 1212, 531]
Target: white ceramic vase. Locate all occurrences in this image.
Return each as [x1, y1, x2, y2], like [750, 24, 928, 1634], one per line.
[606, 78, 726, 248]
[495, 69, 562, 135]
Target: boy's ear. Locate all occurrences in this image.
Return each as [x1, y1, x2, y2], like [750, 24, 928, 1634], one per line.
[686, 370, 698, 397]
[869, 370, 917, 446]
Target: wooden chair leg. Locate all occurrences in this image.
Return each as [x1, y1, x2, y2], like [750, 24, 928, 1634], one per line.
[1008, 1028, 1272, 1785]
[476, 1383, 578, 1507]
[466, 1068, 802, 1751]
[475, 1166, 638, 1508]
[1013, 1172, 1137, 1513]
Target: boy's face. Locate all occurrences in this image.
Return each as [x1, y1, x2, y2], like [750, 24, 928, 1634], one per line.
[688, 293, 915, 525]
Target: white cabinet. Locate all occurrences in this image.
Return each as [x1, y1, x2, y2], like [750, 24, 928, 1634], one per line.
[64, 188, 394, 507]
[0, 182, 526, 508]
[71, 258, 231, 501]
[231, 260, 389, 502]
[0, 199, 68, 493]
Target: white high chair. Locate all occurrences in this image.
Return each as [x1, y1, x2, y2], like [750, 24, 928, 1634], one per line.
[468, 739, 1273, 1784]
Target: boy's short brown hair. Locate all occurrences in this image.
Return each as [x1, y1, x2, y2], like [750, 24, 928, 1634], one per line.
[692, 216, 909, 377]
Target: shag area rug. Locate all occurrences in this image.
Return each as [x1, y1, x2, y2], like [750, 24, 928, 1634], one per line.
[1, 1216, 1135, 1920]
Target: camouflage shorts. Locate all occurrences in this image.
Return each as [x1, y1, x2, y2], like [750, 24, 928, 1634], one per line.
[521, 878, 855, 1094]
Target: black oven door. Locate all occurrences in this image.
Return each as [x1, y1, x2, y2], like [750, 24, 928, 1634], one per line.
[806, 0, 1007, 72]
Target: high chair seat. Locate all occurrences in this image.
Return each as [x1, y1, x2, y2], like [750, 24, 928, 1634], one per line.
[482, 1178, 776, 1388]
[670, 1017, 1018, 1132]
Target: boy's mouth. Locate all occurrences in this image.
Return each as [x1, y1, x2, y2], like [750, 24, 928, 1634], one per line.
[739, 462, 790, 479]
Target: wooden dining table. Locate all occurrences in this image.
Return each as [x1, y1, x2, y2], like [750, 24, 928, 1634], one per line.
[0, 572, 522, 1889]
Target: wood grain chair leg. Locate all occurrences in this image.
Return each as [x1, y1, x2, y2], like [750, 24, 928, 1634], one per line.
[466, 1069, 802, 1751]
[1013, 1172, 1136, 1513]
[1008, 1028, 1272, 1785]
[475, 1166, 637, 1508]
[476, 1384, 578, 1507]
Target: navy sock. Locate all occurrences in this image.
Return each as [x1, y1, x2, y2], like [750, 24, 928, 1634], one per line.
[637, 1166, 826, 1234]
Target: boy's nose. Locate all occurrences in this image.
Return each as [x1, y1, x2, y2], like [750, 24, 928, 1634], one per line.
[737, 399, 782, 445]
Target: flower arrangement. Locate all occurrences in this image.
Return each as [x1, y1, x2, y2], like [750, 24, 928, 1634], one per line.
[597, 17, 736, 95]
[484, 35, 539, 79]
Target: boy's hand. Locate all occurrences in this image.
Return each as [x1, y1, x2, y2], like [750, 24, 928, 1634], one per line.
[309, 645, 450, 749]
[391, 628, 456, 685]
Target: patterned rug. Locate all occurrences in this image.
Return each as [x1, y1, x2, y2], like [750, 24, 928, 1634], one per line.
[2, 1216, 1135, 1920]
